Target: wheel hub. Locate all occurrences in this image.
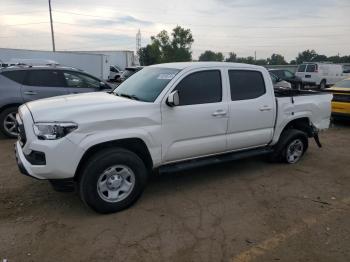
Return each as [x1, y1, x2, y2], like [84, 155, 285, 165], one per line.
[107, 175, 123, 190]
[97, 165, 136, 203]
[4, 112, 18, 136]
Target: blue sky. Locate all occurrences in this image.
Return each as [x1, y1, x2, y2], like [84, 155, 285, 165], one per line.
[1, 0, 349, 61]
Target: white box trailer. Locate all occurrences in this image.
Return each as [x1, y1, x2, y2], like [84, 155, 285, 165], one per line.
[75, 50, 137, 70]
[0, 48, 135, 80]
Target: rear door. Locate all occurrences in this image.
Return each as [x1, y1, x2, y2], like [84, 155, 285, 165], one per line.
[21, 69, 67, 102]
[62, 71, 102, 94]
[226, 69, 275, 151]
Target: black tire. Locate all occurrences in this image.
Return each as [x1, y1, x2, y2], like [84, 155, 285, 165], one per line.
[269, 129, 308, 164]
[0, 106, 19, 138]
[78, 148, 148, 214]
[319, 80, 326, 90]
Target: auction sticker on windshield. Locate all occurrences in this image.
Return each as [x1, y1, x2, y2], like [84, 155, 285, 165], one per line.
[157, 74, 176, 80]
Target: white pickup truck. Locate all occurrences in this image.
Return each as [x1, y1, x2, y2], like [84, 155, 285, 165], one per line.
[15, 62, 332, 213]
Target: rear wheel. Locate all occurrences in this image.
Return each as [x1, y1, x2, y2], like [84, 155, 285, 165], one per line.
[319, 80, 327, 89]
[0, 106, 19, 138]
[270, 129, 308, 164]
[78, 148, 148, 214]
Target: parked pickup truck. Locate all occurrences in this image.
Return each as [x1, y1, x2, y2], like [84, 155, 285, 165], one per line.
[15, 62, 332, 214]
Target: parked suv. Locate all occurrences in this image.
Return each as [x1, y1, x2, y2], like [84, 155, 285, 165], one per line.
[269, 69, 303, 89]
[0, 65, 112, 138]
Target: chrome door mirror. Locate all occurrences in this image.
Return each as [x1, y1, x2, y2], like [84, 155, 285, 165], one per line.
[166, 90, 179, 107]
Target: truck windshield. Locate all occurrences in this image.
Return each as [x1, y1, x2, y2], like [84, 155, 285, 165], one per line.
[114, 67, 180, 102]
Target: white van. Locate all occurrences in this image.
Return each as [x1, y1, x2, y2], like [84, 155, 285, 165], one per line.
[295, 62, 344, 89]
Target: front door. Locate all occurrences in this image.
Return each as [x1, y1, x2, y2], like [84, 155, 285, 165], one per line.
[161, 69, 228, 163]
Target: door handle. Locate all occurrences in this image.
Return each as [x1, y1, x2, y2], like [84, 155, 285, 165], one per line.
[259, 106, 272, 112]
[24, 91, 38, 95]
[212, 110, 227, 117]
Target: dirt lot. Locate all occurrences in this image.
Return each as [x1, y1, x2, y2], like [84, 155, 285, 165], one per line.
[0, 122, 350, 262]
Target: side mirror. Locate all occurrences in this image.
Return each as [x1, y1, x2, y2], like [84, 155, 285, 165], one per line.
[166, 90, 179, 107]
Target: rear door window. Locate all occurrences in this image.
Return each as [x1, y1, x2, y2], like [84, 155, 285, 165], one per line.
[25, 70, 65, 87]
[1, 70, 27, 84]
[306, 64, 317, 72]
[229, 70, 266, 101]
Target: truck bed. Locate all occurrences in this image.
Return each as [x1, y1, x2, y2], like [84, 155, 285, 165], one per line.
[274, 87, 324, 97]
[271, 88, 333, 144]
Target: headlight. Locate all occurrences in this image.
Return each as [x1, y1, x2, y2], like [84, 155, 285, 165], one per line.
[33, 122, 78, 140]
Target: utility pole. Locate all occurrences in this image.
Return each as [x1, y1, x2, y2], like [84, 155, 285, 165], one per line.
[254, 51, 257, 62]
[48, 0, 56, 52]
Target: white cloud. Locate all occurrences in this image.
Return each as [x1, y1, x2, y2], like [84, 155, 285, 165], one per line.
[1, 0, 349, 61]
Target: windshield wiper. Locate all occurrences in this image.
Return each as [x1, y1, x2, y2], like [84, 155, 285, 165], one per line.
[116, 93, 140, 101]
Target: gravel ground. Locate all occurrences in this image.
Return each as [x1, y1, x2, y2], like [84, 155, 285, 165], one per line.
[0, 121, 350, 262]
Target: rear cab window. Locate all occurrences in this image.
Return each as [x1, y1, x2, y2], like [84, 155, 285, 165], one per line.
[1, 70, 27, 84]
[228, 70, 266, 100]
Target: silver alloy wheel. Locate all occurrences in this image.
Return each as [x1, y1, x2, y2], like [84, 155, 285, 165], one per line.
[286, 139, 304, 163]
[3, 112, 18, 137]
[97, 165, 135, 203]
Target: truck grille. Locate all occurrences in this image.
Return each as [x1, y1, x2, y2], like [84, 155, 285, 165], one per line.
[333, 94, 350, 103]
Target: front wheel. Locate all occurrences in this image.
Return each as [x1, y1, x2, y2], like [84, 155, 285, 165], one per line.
[78, 148, 148, 214]
[319, 80, 327, 90]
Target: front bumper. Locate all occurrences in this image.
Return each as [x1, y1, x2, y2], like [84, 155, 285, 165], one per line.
[15, 141, 40, 179]
[15, 105, 85, 180]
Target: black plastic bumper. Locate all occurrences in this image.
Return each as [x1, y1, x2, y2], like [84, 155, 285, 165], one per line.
[14, 143, 40, 180]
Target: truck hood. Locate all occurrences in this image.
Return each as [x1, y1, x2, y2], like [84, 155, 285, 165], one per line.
[26, 92, 147, 122]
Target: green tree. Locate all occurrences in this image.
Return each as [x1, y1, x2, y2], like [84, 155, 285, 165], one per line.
[295, 49, 318, 64]
[139, 26, 194, 65]
[254, 59, 268, 65]
[267, 53, 287, 65]
[198, 50, 224, 61]
[225, 52, 237, 62]
[138, 43, 162, 66]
